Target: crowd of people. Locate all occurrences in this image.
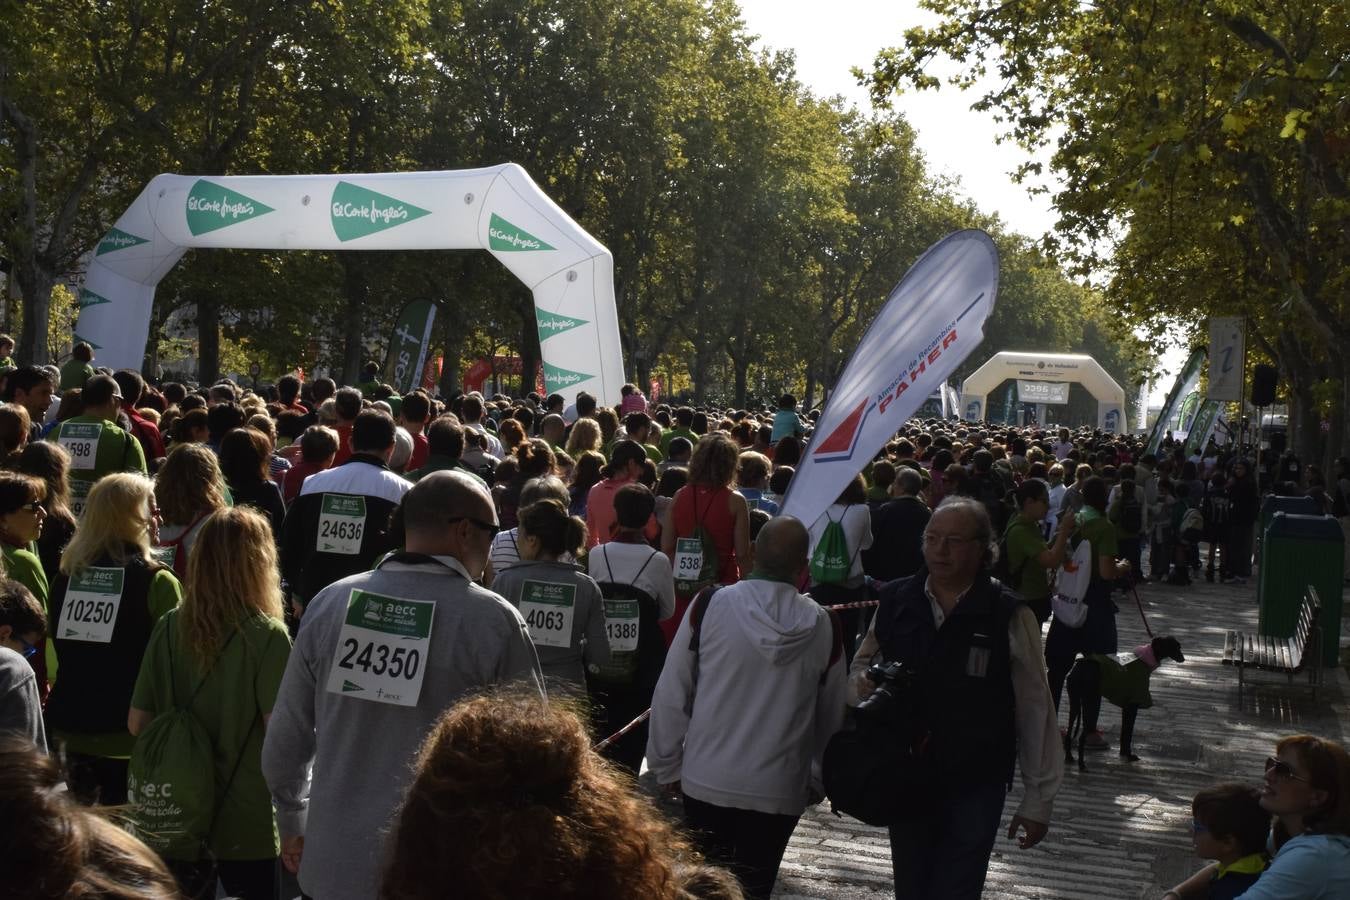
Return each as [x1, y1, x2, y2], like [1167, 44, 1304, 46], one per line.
[0, 340, 1346, 900]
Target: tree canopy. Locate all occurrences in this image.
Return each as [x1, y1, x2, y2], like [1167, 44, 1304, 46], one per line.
[2, 0, 1148, 418]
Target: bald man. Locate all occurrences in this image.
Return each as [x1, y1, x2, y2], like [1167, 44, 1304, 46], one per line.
[647, 516, 846, 899]
[264, 471, 544, 900]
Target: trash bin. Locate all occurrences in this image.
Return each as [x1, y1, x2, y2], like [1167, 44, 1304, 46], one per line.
[1258, 512, 1344, 666]
[1256, 495, 1320, 565]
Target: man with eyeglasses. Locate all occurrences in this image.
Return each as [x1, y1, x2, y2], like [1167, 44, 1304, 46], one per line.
[281, 409, 411, 614]
[264, 470, 544, 900]
[850, 495, 1062, 900]
[0, 577, 48, 751]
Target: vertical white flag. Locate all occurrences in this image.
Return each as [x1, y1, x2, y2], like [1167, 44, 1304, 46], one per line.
[1207, 317, 1245, 402]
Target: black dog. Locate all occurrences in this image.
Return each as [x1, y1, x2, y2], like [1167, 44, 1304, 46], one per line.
[1063, 636, 1184, 771]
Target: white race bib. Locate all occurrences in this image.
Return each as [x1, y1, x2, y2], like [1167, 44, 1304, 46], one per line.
[519, 580, 576, 649]
[59, 422, 102, 472]
[326, 589, 435, 707]
[602, 596, 640, 653]
[70, 479, 91, 519]
[673, 537, 704, 579]
[57, 566, 124, 643]
[316, 493, 366, 555]
[151, 545, 178, 570]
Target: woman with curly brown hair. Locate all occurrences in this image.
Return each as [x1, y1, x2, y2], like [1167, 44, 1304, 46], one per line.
[0, 738, 180, 900]
[497, 437, 557, 530]
[381, 693, 705, 900]
[154, 443, 229, 578]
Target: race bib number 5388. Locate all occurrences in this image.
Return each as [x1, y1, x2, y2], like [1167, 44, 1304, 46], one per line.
[326, 589, 436, 707]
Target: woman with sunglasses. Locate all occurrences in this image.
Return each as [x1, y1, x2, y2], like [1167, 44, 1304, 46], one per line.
[0, 471, 53, 699]
[1164, 735, 1350, 899]
[44, 473, 183, 806]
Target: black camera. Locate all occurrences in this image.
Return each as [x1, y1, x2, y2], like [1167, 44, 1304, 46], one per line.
[855, 661, 916, 727]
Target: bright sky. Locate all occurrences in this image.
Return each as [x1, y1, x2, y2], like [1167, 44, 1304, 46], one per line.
[734, 0, 1181, 411]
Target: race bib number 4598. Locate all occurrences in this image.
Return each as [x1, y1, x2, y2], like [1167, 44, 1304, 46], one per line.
[326, 589, 436, 707]
[59, 422, 102, 472]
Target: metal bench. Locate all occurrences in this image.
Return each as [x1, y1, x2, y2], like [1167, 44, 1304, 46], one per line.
[1222, 586, 1323, 701]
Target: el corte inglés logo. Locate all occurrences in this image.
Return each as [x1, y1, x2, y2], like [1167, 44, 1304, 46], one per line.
[77, 289, 111, 310]
[543, 362, 592, 390]
[96, 228, 149, 256]
[330, 181, 431, 242]
[489, 213, 555, 252]
[535, 308, 588, 339]
[185, 180, 275, 235]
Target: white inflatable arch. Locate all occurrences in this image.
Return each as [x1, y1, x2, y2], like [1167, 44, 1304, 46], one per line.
[76, 164, 625, 405]
[959, 351, 1126, 433]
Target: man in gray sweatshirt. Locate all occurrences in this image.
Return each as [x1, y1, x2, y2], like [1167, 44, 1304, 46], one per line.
[263, 470, 545, 900]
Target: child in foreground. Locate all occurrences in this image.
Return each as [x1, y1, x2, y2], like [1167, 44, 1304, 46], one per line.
[1187, 782, 1270, 899]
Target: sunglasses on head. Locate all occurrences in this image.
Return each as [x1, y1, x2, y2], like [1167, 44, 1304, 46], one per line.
[1266, 756, 1310, 784]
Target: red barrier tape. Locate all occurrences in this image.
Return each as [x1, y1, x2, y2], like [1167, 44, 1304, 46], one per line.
[594, 708, 651, 752]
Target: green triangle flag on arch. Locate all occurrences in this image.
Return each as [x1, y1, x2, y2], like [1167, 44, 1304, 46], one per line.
[330, 181, 432, 242]
[543, 362, 593, 391]
[96, 228, 149, 256]
[535, 308, 588, 340]
[489, 213, 555, 252]
[77, 289, 112, 310]
[186, 179, 275, 235]
[72, 332, 103, 351]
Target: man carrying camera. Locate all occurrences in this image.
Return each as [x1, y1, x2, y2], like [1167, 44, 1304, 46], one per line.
[850, 495, 1062, 900]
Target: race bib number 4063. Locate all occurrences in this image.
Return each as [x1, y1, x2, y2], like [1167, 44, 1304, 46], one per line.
[326, 589, 436, 707]
[59, 422, 102, 472]
[317, 493, 366, 555]
[519, 580, 576, 649]
[57, 566, 125, 643]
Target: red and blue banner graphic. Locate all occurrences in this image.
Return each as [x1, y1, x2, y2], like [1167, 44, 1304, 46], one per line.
[780, 230, 998, 527]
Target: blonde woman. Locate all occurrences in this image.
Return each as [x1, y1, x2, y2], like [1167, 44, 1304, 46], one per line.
[154, 443, 229, 578]
[130, 506, 291, 900]
[564, 417, 603, 459]
[45, 472, 183, 807]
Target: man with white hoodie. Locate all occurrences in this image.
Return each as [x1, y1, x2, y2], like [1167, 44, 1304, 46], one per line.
[647, 516, 846, 899]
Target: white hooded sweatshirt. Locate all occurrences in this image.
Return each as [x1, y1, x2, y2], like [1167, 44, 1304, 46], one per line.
[646, 576, 847, 816]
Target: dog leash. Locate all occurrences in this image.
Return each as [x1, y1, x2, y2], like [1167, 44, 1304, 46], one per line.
[1129, 581, 1154, 638]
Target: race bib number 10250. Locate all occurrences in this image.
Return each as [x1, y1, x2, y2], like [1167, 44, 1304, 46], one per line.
[326, 589, 436, 707]
[57, 566, 125, 643]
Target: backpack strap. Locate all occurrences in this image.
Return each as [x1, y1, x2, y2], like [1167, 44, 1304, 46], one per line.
[687, 584, 722, 654]
[822, 608, 843, 685]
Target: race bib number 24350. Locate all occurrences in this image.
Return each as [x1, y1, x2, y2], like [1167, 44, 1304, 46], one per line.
[326, 589, 436, 707]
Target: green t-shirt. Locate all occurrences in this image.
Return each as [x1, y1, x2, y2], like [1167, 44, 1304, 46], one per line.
[3, 544, 56, 682]
[48, 414, 148, 486]
[1076, 508, 1118, 586]
[660, 426, 696, 455]
[59, 359, 94, 392]
[54, 568, 183, 758]
[131, 609, 292, 859]
[1004, 514, 1050, 600]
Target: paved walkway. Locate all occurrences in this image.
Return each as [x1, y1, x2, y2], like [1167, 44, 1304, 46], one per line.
[773, 575, 1350, 899]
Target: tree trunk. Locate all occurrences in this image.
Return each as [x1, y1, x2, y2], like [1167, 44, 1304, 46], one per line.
[732, 357, 748, 409]
[15, 263, 54, 366]
[338, 256, 368, 386]
[197, 292, 220, 384]
[804, 363, 818, 412]
[517, 293, 539, 397]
